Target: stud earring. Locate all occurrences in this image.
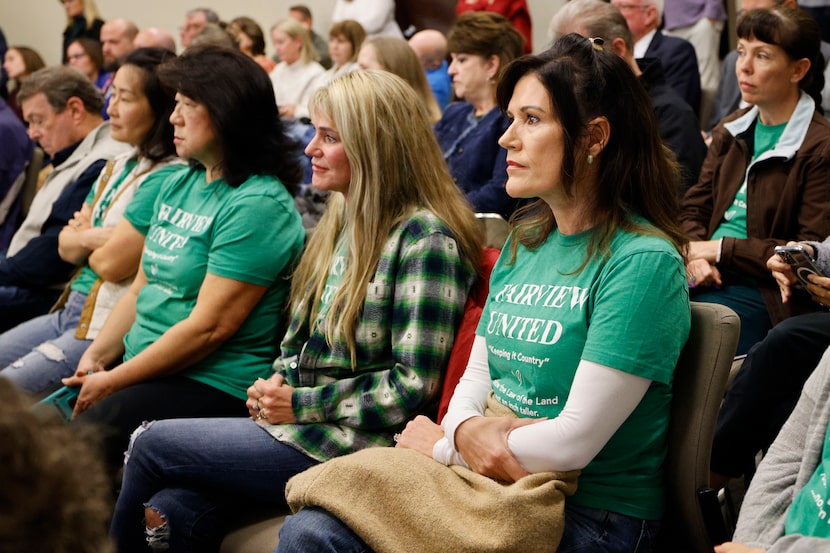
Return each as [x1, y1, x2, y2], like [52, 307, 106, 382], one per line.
[587, 154, 594, 165]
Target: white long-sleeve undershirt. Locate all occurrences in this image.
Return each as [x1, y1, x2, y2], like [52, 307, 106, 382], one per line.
[433, 335, 652, 473]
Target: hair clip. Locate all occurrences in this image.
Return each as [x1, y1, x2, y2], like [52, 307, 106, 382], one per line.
[589, 37, 605, 51]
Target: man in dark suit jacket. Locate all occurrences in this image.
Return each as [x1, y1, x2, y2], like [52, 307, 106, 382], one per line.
[612, 0, 702, 115]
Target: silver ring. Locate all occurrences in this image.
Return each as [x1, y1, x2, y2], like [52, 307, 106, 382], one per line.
[257, 409, 267, 421]
[252, 400, 259, 411]
[688, 275, 697, 284]
[393, 433, 402, 443]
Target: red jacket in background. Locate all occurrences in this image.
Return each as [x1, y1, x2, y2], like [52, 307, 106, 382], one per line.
[455, 0, 533, 53]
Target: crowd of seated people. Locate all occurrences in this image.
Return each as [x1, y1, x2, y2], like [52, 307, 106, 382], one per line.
[5, 1, 830, 551]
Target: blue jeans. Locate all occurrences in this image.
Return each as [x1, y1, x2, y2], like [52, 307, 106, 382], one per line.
[0, 290, 90, 395]
[276, 502, 659, 553]
[558, 503, 659, 553]
[110, 417, 318, 553]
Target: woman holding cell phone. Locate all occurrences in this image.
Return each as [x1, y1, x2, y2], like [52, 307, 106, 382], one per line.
[680, 6, 830, 355]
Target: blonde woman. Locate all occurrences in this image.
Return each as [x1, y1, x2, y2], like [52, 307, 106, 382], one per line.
[358, 36, 442, 124]
[111, 70, 483, 552]
[59, 0, 104, 63]
[269, 18, 325, 120]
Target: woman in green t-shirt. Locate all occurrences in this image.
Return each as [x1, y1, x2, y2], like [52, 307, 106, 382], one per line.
[276, 33, 691, 553]
[62, 46, 307, 471]
[681, 6, 830, 355]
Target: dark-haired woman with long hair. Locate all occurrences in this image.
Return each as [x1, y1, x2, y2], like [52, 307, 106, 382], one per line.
[682, 6, 830, 356]
[0, 47, 183, 396]
[3, 46, 46, 120]
[277, 33, 690, 553]
[61, 46, 305, 471]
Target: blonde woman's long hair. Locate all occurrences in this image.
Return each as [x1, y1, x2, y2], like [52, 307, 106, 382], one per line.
[272, 18, 319, 65]
[60, 0, 102, 29]
[291, 71, 483, 366]
[362, 37, 442, 124]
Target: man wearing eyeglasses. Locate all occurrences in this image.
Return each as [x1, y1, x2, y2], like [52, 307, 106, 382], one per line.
[611, 0, 702, 116]
[180, 7, 220, 49]
[1, 66, 128, 331]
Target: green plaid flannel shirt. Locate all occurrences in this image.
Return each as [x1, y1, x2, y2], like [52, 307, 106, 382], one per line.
[262, 210, 476, 462]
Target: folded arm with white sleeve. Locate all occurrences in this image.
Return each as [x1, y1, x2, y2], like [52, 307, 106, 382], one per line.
[434, 335, 652, 473]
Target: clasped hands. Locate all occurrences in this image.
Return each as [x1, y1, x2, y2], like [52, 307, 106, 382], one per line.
[246, 373, 297, 424]
[685, 240, 722, 288]
[395, 414, 537, 483]
[61, 356, 114, 419]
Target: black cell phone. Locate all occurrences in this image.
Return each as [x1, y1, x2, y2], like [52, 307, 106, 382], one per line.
[774, 244, 826, 287]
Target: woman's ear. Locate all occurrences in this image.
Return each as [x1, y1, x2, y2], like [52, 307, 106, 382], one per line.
[790, 57, 811, 84]
[586, 116, 611, 157]
[486, 54, 501, 82]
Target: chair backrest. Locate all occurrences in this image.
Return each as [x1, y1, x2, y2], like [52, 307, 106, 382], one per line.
[655, 302, 740, 553]
[437, 246, 500, 422]
[475, 212, 510, 250]
[21, 146, 44, 218]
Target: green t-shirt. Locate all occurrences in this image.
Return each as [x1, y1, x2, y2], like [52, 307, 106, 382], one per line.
[477, 220, 690, 520]
[318, 241, 346, 316]
[712, 119, 787, 241]
[70, 162, 176, 295]
[123, 166, 305, 399]
[785, 422, 830, 537]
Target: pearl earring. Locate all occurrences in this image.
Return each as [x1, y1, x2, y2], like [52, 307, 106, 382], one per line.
[587, 154, 594, 165]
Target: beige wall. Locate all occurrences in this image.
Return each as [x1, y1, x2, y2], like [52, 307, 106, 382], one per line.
[0, 0, 567, 67]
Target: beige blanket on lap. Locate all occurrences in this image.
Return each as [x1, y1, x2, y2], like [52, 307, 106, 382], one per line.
[285, 394, 579, 553]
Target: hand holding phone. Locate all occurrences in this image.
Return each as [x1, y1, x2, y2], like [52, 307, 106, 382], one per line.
[774, 244, 826, 287]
